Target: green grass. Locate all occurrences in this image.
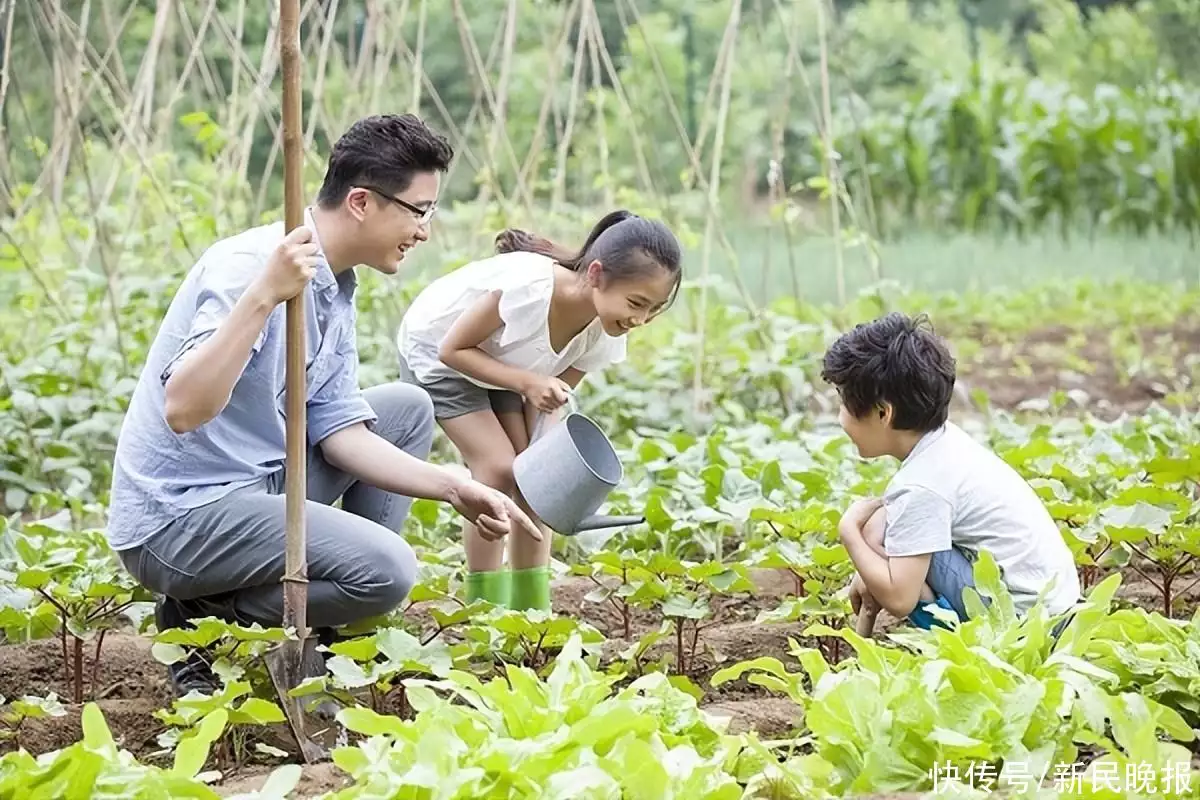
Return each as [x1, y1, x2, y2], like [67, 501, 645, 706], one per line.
[392, 211, 1200, 310]
[711, 225, 1200, 306]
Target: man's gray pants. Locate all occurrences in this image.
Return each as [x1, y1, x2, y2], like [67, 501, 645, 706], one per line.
[117, 382, 434, 630]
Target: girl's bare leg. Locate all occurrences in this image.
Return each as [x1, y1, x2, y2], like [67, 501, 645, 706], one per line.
[494, 407, 552, 570]
[437, 410, 517, 573]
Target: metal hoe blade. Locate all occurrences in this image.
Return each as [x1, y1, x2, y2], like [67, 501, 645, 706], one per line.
[266, 636, 341, 763]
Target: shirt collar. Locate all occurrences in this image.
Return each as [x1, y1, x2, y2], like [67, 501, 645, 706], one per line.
[303, 206, 356, 300]
[902, 422, 947, 466]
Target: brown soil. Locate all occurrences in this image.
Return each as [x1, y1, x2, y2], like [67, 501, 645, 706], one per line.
[0, 630, 172, 704]
[12, 697, 163, 758]
[704, 697, 801, 737]
[215, 762, 352, 798]
[946, 319, 1200, 419]
[0, 632, 170, 757]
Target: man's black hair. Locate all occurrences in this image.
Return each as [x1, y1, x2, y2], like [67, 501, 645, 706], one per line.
[316, 114, 454, 208]
[820, 311, 956, 432]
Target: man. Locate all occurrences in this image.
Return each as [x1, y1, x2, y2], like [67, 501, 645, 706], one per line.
[108, 114, 542, 694]
[820, 312, 1080, 633]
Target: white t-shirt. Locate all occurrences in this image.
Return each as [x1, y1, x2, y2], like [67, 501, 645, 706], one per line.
[883, 421, 1081, 617]
[396, 251, 626, 389]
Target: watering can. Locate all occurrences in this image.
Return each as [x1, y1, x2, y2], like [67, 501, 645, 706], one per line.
[512, 391, 644, 536]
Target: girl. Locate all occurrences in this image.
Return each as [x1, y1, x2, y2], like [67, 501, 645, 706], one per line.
[396, 209, 682, 611]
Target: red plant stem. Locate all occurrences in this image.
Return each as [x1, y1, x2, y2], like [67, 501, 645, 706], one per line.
[73, 637, 83, 704]
[420, 624, 448, 647]
[60, 623, 68, 690]
[675, 622, 685, 675]
[688, 622, 700, 671]
[1177, 572, 1200, 598]
[1124, 545, 1195, 617]
[91, 629, 107, 698]
[531, 630, 548, 668]
[586, 575, 628, 636]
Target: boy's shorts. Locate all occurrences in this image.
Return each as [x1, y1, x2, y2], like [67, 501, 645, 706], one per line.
[908, 545, 978, 630]
[398, 356, 524, 420]
[906, 546, 1075, 639]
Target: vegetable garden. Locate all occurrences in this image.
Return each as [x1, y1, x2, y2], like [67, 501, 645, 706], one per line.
[2, 270, 1199, 798]
[3, 0, 1200, 797]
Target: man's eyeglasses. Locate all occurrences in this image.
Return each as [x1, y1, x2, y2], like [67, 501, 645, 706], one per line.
[361, 185, 437, 226]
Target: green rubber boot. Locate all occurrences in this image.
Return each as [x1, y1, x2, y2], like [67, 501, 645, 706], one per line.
[466, 569, 511, 607]
[510, 566, 551, 612]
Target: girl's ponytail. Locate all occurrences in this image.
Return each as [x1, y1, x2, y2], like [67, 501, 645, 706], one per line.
[494, 210, 637, 271]
[494, 229, 574, 263]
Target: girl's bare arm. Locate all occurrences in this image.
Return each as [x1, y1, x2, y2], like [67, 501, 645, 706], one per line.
[438, 292, 538, 394]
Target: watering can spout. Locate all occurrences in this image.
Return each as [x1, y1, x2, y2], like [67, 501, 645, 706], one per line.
[572, 514, 645, 533]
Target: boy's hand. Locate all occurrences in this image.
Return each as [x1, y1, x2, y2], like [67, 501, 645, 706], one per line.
[524, 375, 571, 413]
[840, 496, 884, 535]
[847, 573, 868, 614]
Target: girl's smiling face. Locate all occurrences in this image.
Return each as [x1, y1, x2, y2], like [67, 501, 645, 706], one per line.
[585, 260, 679, 336]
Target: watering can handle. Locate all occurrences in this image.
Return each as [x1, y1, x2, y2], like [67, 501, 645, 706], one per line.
[530, 389, 578, 443]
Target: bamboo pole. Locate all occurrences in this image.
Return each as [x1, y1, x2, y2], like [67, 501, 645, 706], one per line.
[693, 0, 741, 417]
[816, 0, 845, 305]
[0, 0, 14, 206]
[410, 0, 425, 113]
[516, 0, 578, 197]
[552, 5, 587, 211]
[478, 0, 517, 208]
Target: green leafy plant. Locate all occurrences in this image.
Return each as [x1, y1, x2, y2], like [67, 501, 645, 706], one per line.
[152, 681, 287, 770]
[1, 518, 153, 702]
[324, 634, 747, 799]
[0, 693, 66, 751]
[713, 559, 1196, 796]
[300, 626, 456, 716]
[457, 608, 607, 675]
[150, 617, 290, 692]
[0, 703, 300, 799]
[572, 550, 754, 676]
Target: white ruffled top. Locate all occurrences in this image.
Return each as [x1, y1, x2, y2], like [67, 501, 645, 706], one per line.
[396, 251, 627, 390]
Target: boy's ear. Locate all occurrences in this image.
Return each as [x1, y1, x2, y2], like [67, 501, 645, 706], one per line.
[877, 401, 894, 426]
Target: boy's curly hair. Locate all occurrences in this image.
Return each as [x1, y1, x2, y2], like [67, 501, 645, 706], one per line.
[821, 312, 956, 432]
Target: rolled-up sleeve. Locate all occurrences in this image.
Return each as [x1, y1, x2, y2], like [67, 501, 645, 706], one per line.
[306, 322, 377, 446]
[160, 255, 270, 385]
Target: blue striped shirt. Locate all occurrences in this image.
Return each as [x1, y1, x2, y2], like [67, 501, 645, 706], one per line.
[106, 209, 375, 550]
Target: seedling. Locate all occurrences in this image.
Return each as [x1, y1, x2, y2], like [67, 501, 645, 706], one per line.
[5, 520, 152, 702]
[0, 693, 66, 750]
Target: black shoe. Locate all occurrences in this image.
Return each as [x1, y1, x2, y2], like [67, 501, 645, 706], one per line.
[155, 595, 225, 696]
[316, 626, 337, 648]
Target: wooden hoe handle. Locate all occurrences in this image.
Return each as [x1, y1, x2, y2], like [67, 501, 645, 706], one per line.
[279, 0, 308, 636]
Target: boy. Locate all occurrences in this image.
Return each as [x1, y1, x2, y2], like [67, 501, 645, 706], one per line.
[820, 312, 1080, 633]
